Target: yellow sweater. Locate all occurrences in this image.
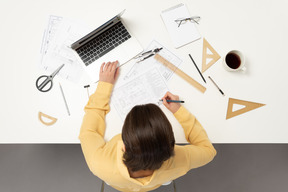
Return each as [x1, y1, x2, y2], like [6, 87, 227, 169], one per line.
[79, 82, 216, 192]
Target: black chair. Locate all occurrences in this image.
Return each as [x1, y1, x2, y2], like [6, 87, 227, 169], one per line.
[101, 180, 177, 192]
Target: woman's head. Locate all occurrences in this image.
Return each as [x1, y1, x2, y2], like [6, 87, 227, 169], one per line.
[122, 104, 175, 172]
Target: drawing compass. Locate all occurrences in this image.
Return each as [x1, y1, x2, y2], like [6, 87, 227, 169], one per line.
[134, 47, 163, 63]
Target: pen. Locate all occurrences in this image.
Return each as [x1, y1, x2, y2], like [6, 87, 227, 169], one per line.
[159, 99, 185, 103]
[59, 83, 71, 116]
[208, 76, 225, 96]
[189, 54, 206, 83]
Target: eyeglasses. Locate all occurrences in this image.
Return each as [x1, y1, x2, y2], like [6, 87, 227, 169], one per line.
[175, 16, 201, 27]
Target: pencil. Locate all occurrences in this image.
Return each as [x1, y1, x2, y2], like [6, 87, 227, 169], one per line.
[59, 83, 71, 116]
[189, 54, 206, 83]
[208, 76, 225, 96]
[159, 99, 185, 103]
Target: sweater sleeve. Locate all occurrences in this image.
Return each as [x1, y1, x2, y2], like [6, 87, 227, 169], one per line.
[173, 106, 217, 169]
[78, 81, 114, 170]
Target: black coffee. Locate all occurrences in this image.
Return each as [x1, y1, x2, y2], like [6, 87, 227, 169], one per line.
[225, 53, 241, 69]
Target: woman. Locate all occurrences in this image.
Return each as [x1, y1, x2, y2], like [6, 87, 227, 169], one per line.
[79, 61, 216, 192]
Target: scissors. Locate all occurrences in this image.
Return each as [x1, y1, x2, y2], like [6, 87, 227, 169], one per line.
[36, 64, 65, 92]
[134, 47, 163, 63]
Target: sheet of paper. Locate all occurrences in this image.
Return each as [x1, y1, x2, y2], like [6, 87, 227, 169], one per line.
[161, 3, 201, 48]
[39, 15, 91, 83]
[40, 15, 63, 61]
[111, 67, 169, 121]
[123, 40, 182, 82]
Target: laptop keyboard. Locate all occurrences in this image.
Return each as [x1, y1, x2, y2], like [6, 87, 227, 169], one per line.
[76, 22, 131, 66]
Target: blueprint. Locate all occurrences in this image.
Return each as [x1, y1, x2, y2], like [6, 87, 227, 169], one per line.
[124, 40, 182, 82]
[39, 15, 91, 83]
[111, 67, 168, 121]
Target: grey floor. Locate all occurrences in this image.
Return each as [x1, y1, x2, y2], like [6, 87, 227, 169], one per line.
[0, 144, 287, 192]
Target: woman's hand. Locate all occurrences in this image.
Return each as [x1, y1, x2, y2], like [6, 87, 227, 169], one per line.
[99, 61, 120, 84]
[162, 91, 181, 113]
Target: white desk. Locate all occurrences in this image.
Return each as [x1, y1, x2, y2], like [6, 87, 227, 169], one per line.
[1, 0, 288, 143]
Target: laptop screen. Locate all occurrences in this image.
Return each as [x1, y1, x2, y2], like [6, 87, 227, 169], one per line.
[71, 10, 125, 50]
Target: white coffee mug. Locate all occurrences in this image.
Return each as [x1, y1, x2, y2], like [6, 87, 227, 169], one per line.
[223, 50, 245, 72]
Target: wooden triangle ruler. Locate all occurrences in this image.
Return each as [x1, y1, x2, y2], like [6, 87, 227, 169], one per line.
[226, 98, 265, 119]
[154, 54, 206, 93]
[38, 112, 57, 126]
[202, 38, 221, 73]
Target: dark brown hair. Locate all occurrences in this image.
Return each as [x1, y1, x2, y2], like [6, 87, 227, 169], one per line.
[122, 104, 175, 172]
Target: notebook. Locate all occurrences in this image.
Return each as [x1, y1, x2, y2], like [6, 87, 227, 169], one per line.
[71, 10, 142, 82]
[161, 3, 201, 48]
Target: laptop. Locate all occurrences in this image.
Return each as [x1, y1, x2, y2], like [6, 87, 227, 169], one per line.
[71, 10, 142, 82]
